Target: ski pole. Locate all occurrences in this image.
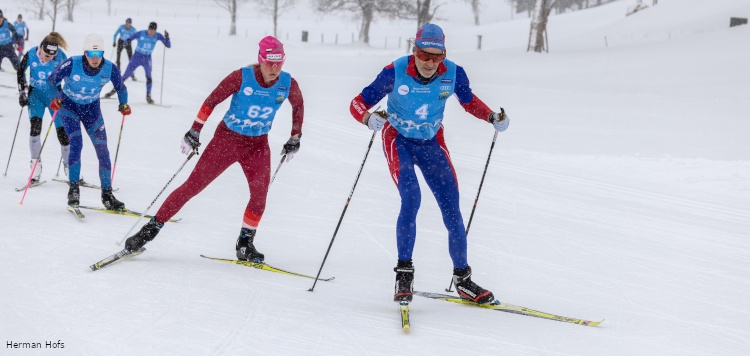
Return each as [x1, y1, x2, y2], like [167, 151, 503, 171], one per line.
[110, 113, 127, 185]
[117, 149, 198, 246]
[19, 111, 58, 204]
[55, 157, 62, 177]
[159, 47, 166, 105]
[446, 130, 499, 293]
[3, 107, 25, 177]
[308, 131, 377, 292]
[269, 154, 287, 187]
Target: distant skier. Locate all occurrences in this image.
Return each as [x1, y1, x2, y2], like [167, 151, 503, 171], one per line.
[112, 18, 137, 80]
[48, 34, 131, 211]
[123, 36, 304, 263]
[349, 23, 510, 304]
[13, 14, 28, 58]
[0, 9, 22, 72]
[17, 32, 71, 182]
[104, 21, 170, 104]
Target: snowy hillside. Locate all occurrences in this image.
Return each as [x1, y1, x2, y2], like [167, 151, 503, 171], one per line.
[1, 0, 749, 355]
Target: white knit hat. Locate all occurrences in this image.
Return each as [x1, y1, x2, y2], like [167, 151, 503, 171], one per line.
[83, 34, 104, 52]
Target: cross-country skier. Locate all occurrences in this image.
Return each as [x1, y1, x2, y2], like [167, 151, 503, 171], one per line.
[48, 34, 131, 211]
[17, 32, 71, 181]
[0, 10, 22, 72]
[103, 21, 170, 104]
[112, 18, 137, 80]
[349, 23, 510, 304]
[123, 36, 304, 263]
[13, 14, 28, 58]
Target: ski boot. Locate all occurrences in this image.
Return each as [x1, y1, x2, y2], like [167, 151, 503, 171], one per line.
[101, 188, 125, 211]
[453, 266, 494, 304]
[67, 181, 80, 207]
[103, 88, 116, 99]
[125, 217, 164, 253]
[393, 260, 415, 302]
[131, 74, 137, 81]
[236, 228, 264, 262]
[146, 94, 154, 104]
[30, 159, 42, 183]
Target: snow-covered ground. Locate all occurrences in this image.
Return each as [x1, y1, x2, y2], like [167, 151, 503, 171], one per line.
[1, 0, 749, 354]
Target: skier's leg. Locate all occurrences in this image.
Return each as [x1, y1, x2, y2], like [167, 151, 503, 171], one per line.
[154, 123, 239, 222]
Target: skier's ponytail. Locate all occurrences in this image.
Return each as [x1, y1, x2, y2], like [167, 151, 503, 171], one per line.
[42, 32, 69, 51]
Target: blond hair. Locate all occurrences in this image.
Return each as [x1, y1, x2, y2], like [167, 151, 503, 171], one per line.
[42, 32, 68, 51]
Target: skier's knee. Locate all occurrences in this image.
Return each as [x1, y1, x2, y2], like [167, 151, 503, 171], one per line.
[30, 117, 43, 136]
[56, 126, 70, 145]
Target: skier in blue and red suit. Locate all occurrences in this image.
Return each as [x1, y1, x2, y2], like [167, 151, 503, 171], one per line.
[48, 34, 131, 211]
[349, 23, 510, 305]
[104, 21, 170, 104]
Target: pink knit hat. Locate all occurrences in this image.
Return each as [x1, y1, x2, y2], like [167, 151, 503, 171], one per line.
[258, 36, 285, 63]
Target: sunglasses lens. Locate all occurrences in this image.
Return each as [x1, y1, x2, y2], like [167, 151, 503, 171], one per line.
[263, 60, 284, 68]
[86, 51, 104, 58]
[416, 49, 445, 63]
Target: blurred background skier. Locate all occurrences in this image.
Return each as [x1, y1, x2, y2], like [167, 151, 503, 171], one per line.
[104, 21, 170, 104]
[0, 10, 22, 72]
[13, 14, 28, 59]
[112, 17, 137, 80]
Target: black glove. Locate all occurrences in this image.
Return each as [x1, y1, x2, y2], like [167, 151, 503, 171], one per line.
[280, 136, 301, 160]
[19, 91, 28, 107]
[112, 41, 116, 47]
[164, 30, 170, 39]
[181, 129, 201, 154]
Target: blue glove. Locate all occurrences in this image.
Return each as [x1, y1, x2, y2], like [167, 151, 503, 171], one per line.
[366, 110, 388, 131]
[490, 109, 509, 132]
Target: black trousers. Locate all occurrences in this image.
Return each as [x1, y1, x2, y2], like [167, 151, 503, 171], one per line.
[115, 39, 133, 69]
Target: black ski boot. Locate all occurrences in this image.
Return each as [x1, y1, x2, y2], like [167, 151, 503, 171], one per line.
[393, 260, 415, 302]
[125, 217, 164, 253]
[235, 228, 264, 262]
[453, 266, 494, 304]
[67, 181, 80, 207]
[103, 88, 116, 99]
[101, 188, 125, 211]
[146, 94, 154, 104]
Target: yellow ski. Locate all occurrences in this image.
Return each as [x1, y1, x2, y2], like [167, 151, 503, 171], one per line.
[414, 291, 603, 327]
[200, 255, 334, 281]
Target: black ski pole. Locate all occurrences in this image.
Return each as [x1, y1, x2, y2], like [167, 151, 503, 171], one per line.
[269, 154, 286, 187]
[159, 47, 166, 105]
[117, 149, 198, 246]
[3, 107, 25, 177]
[308, 131, 377, 292]
[446, 130, 499, 293]
[110, 113, 127, 185]
[55, 157, 62, 177]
